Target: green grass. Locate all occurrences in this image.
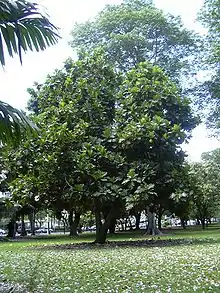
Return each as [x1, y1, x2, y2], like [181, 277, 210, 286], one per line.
[1, 227, 220, 292]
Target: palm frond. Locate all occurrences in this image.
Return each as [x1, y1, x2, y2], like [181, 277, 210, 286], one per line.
[0, 0, 60, 66]
[0, 100, 37, 146]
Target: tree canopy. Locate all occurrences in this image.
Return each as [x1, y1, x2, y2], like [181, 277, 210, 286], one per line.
[5, 50, 198, 243]
[70, 0, 203, 87]
[197, 0, 220, 132]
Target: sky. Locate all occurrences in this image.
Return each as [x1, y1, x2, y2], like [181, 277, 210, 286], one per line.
[0, 0, 219, 161]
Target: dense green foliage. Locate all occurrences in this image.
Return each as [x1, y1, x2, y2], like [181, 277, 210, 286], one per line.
[199, 0, 220, 64]
[197, 0, 220, 130]
[4, 50, 198, 243]
[189, 161, 220, 228]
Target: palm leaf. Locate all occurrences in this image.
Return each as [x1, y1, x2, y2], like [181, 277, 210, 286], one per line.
[0, 100, 37, 146]
[0, 0, 60, 66]
[0, 0, 58, 145]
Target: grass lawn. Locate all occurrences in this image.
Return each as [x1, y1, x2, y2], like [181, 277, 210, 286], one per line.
[1, 227, 220, 292]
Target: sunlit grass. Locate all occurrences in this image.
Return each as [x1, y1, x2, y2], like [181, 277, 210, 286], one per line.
[1, 227, 220, 292]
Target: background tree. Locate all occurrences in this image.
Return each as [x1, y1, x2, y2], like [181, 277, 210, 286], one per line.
[189, 161, 220, 229]
[199, 0, 220, 65]
[70, 0, 203, 86]
[197, 0, 220, 132]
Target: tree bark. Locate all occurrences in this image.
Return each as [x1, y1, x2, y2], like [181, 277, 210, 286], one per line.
[68, 209, 74, 236]
[180, 218, 186, 229]
[29, 210, 35, 235]
[21, 213, 27, 236]
[94, 200, 116, 244]
[124, 218, 128, 231]
[95, 208, 107, 244]
[63, 220, 66, 234]
[135, 213, 141, 230]
[69, 210, 81, 236]
[201, 218, 205, 229]
[119, 219, 124, 231]
[146, 210, 161, 235]
[7, 219, 16, 238]
[73, 212, 80, 234]
[157, 211, 163, 230]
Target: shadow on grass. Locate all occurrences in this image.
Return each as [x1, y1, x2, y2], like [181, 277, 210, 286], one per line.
[3, 226, 220, 248]
[34, 236, 220, 251]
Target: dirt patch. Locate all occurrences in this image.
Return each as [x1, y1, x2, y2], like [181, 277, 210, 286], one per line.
[33, 238, 198, 251]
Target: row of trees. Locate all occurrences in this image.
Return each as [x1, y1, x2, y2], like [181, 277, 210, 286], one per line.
[171, 151, 220, 230]
[1, 0, 220, 243]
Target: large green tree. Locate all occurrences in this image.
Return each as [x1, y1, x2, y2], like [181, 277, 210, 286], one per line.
[7, 52, 198, 243]
[8, 52, 126, 243]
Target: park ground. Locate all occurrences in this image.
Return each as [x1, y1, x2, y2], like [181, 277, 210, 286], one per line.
[1, 226, 220, 293]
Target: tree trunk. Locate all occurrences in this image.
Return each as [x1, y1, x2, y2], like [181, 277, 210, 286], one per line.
[157, 211, 163, 230]
[135, 213, 141, 230]
[95, 209, 107, 244]
[109, 218, 116, 234]
[29, 211, 35, 235]
[78, 224, 82, 233]
[73, 212, 80, 235]
[46, 213, 51, 235]
[94, 201, 116, 244]
[180, 218, 186, 229]
[68, 209, 75, 236]
[201, 218, 205, 229]
[119, 219, 123, 231]
[62, 220, 66, 234]
[21, 213, 27, 236]
[124, 218, 128, 231]
[146, 210, 161, 235]
[69, 210, 80, 236]
[7, 219, 16, 238]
